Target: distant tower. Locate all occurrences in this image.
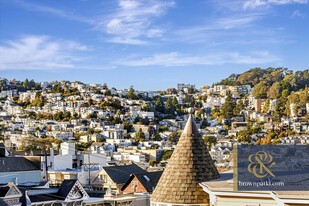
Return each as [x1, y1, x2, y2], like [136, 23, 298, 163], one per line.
[151, 114, 220, 206]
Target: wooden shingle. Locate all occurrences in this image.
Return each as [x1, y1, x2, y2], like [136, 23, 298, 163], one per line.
[151, 115, 220, 204]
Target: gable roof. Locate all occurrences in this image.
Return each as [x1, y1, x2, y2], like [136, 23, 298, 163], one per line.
[0, 183, 22, 206]
[0, 186, 9, 197]
[102, 163, 145, 184]
[56, 180, 77, 198]
[121, 171, 163, 193]
[0, 157, 40, 172]
[151, 115, 220, 204]
[22, 180, 89, 204]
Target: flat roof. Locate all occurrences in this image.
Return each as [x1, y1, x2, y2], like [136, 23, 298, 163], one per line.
[200, 170, 309, 199]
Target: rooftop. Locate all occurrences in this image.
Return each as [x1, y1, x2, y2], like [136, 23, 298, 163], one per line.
[151, 114, 220, 204]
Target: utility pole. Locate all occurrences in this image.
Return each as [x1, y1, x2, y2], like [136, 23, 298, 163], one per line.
[83, 149, 98, 189]
[41, 144, 49, 182]
[44, 147, 49, 182]
[88, 150, 90, 187]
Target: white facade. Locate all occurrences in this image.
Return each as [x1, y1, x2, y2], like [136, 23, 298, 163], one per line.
[80, 153, 111, 168]
[112, 153, 145, 163]
[49, 154, 74, 170]
[60, 142, 76, 155]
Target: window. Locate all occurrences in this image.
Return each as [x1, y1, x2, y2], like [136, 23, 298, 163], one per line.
[131, 181, 138, 187]
[100, 174, 107, 183]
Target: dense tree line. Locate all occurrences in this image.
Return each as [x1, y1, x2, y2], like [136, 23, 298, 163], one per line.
[215, 68, 309, 120]
[216, 68, 309, 99]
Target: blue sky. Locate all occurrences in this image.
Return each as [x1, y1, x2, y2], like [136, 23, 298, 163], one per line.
[0, 0, 308, 90]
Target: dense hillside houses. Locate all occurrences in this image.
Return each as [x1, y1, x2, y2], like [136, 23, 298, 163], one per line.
[0, 67, 308, 205]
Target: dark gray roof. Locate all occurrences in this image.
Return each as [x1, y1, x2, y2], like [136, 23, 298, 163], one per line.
[103, 163, 145, 184]
[121, 171, 163, 193]
[56, 179, 77, 198]
[0, 186, 9, 197]
[29, 193, 65, 202]
[0, 143, 6, 157]
[0, 157, 40, 172]
[20, 180, 79, 205]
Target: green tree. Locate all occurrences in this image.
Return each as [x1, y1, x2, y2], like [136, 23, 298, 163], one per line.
[149, 160, 157, 166]
[285, 88, 309, 117]
[165, 98, 175, 115]
[252, 81, 268, 98]
[71, 113, 80, 120]
[123, 121, 133, 132]
[53, 111, 64, 121]
[262, 99, 270, 113]
[102, 83, 111, 95]
[203, 135, 217, 150]
[23, 78, 29, 88]
[236, 68, 267, 86]
[162, 150, 173, 161]
[168, 130, 182, 144]
[153, 133, 162, 141]
[196, 109, 205, 119]
[128, 87, 138, 100]
[261, 131, 278, 145]
[220, 94, 236, 119]
[237, 130, 252, 143]
[267, 82, 281, 99]
[171, 96, 181, 114]
[51, 83, 64, 94]
[87, 128, 95, 135]
[77, 141, 94, 151]
[295, 70, 309, 90]
[183, 95, 195, 107]
[141, 104, 148, 111]
[31, 91, 45, 107]
[63, 111, 71, 120]
[28, 79, 36, 89]
[135, 128, 145, 142]
[233, 100, 245, 116]
[154, 97, 164, 113]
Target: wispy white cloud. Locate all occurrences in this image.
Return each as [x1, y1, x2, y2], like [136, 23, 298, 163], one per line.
[215, 14, 263, 29]
[2, 0, 95, 24]
[116, 51, 280, 67]
[291, 10, 305, 17]
[100, 0, 175, 45]
[172, 13, 264, 44]
[106, 37, 147, 45]
[0, 36, 89, 70]
[243, 0, 308, 10]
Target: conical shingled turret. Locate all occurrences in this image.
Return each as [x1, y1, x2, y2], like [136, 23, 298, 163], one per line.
[151, 115, 220, 205]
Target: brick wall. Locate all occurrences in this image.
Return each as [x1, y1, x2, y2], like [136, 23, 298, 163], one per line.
[123, 176, 147, 193]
